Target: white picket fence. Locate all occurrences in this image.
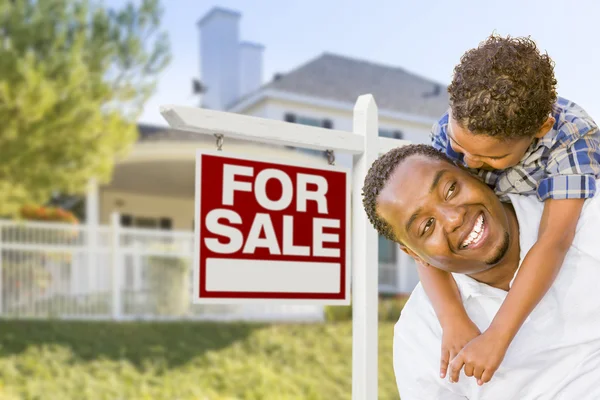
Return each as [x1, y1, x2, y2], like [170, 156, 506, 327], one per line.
[0, 215, 330, 322]
[0, 216, 401, 322]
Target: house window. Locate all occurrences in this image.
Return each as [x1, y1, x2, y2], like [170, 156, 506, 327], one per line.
[121, 214, 133, 227]
[283, 113, 334, 158]
[283, 113, 334, 130]
[379, 129, 404, 139]
[159, 218, 172, 230]
[378, 234, 399, 293]
[120, 214, 173, 230]
[133, 217, 158, 229]
[378, 234, 396, 264]
[296, 116, 322, 127]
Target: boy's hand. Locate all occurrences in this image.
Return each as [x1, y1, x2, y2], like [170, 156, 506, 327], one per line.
[440, 317, 481, 379]
[448, 329, 509, 385]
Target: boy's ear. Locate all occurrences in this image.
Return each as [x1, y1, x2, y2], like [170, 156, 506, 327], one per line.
[534, 116, 556, 139]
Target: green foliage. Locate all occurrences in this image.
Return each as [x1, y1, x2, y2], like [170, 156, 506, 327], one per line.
[0, 320, 400, 399]
[324, 295, 408, 322]
[0, 0, 171, 215]
[146, 255, 189, 316]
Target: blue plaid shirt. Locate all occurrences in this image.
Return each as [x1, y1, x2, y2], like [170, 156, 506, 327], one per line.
[431, 97, 600, 202]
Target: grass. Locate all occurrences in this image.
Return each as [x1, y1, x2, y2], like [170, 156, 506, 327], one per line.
[0, 319, 400, 400]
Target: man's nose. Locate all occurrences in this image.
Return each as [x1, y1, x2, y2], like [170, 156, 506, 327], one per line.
[464, 154, 484, 169]
[438, 204, 465, 233]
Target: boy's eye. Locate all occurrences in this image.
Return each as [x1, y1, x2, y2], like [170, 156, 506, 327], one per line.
[445, 183, 456, 199]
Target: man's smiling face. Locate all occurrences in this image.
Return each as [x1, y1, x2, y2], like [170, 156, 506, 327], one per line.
[376, 155, 512, 274]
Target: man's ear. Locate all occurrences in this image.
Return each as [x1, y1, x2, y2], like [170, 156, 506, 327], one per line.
[399, 244, 426, 265]
[400, 244, 436, 269]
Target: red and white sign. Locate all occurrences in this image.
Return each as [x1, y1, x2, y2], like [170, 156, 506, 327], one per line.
[193, 150, 351, 304]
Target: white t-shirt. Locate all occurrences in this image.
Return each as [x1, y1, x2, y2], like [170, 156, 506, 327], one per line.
[393, 189, 600, 400]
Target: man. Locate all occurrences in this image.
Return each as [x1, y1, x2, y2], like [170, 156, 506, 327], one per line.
[362, 144, 600, 399]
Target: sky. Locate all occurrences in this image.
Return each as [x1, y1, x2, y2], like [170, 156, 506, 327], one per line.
[105, 0, 600, 126]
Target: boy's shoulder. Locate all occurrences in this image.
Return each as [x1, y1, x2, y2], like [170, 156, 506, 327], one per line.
[550, 97, 599, 143]
[431, 109, 450, 132]
[429, 109, 451, 147]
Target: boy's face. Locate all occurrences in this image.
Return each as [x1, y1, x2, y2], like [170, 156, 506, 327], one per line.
[447, 114, 554, 171]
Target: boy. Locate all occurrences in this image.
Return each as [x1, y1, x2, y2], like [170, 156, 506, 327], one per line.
[425, 34, 600, 386]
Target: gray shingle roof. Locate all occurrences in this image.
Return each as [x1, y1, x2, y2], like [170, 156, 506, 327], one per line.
[141, 53, 451, 142]
[138, 123, 209, 142]
[257, 52, 450, 119]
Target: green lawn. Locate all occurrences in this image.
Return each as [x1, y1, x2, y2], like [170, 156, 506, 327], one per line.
[0, 319, 400, 400]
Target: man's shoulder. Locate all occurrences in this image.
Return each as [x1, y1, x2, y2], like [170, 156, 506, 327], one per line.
[394, 284, 435, 334]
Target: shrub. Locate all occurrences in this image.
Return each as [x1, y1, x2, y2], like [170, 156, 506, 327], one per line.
[324, 295, 408, 322]
[146, 254, 190, 316]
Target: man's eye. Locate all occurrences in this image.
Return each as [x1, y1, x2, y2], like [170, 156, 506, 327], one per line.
[422, 218, 434, 235]
[446, 183, 456, 199]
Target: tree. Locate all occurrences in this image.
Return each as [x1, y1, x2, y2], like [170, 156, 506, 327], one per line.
[0, 0, 171, 216]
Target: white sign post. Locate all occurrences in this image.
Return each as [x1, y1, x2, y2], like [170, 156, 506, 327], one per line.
[351, 95, 380, 398]
[160, 94, 409, 400]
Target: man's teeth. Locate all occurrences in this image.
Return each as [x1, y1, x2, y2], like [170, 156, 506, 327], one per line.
[462, 214, 484, 248]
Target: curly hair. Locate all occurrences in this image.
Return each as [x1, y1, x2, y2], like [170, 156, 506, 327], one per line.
[362, 144, 455, 243]
[448, 33, 557, 139]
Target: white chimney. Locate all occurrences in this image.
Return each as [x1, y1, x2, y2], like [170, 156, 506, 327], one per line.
[197, 8, 241, 110]
[239, 41, 264, 98]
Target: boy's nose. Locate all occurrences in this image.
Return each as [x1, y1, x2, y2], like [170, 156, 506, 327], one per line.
[464, 154, 484, 169]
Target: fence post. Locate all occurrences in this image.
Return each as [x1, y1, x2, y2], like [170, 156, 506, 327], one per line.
[351, 94, 379, 400]
[111, 212, 122, 320]
[86, 178, 99, 300]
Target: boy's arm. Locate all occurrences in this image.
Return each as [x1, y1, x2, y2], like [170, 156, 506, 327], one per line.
[449, 131, 600, 385]
[487, 198, 584, 342]
[448, 198, 584, 385]
[416, 262, 480, 379]
[487, 131, 600, 346]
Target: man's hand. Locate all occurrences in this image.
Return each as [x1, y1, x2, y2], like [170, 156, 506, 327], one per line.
[448, 329, 510, 385]
[440, 317, 481, 379]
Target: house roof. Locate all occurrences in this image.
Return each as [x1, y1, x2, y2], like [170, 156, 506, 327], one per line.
[238, 52, 450, 119]
[140, 53, 451, 142]
[138, 123, 206, 142]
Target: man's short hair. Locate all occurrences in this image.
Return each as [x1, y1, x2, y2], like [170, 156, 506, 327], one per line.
[362, 144, 455, 243]
[448, 33, 557, 139]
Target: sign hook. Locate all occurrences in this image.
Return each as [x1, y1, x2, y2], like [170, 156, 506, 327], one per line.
[215, 134, 224, 151]
[326, 150, 335, 166]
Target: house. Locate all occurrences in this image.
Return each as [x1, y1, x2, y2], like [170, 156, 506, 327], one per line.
[91, 6, 450, 296]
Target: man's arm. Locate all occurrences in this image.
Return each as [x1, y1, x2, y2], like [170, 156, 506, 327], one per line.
[416, 261, 480, 378]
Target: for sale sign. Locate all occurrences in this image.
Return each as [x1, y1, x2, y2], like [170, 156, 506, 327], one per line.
[193, 150, 350, 305]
